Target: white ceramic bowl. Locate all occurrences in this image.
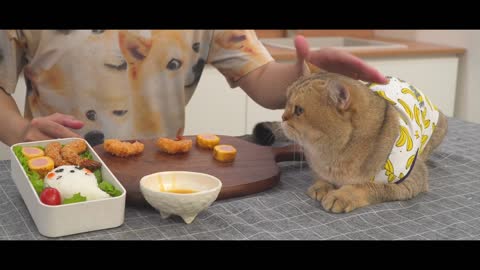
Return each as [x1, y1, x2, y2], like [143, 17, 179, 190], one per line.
[139, 171, 222, 224]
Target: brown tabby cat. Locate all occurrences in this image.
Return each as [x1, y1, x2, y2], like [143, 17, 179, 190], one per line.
[258, 69, 448, 213]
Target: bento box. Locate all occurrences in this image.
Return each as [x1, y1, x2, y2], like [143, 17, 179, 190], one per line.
[9, 138, 126, 238]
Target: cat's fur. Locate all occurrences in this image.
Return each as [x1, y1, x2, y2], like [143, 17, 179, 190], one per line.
[255, 70, 447, 213]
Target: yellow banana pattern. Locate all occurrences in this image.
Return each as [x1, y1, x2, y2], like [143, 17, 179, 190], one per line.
[422, 109, 431, 128]
[401, 87, 417, 99]
[395, 125, 414, 151]
[398, 98, 413, 119]
[414, 104, 422, 130]
[426, 96, 434, 111]
[384, 158, 396, 183]
[420, 135, 429, 153]
[375, 90, 397, 105]
[406, 155, 416, 170]
[368, 77, 440, 184]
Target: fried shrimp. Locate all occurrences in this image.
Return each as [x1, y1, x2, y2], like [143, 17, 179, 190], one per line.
[155, 127, 193, 154]
[103, 139, 145, 157]
[156, 138, 193, 154]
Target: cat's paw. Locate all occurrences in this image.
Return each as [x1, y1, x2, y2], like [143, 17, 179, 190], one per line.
[307, 181, 334, 202]
[321, 185, 369, 213]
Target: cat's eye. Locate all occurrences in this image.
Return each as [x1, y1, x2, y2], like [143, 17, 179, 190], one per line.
[294, 105, 304, 116]
[166, 59, 183, 70]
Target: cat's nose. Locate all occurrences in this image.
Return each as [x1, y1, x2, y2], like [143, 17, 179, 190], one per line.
[282, 112, 289, 121]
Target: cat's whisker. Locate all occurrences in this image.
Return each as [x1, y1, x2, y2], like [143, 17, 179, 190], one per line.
[264, 133, 276, 145]
[292, 132, 302, 169]
[300, 143, 304, 171]
[297, 143, 303, 171]
[280, 123, 306, 171]
[272, 126, 286, 144]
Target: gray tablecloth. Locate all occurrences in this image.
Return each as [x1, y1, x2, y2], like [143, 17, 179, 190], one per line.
[1, 118, 480, 240]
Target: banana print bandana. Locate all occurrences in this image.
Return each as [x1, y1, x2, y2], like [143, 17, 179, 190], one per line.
[368, 77, 440, 184]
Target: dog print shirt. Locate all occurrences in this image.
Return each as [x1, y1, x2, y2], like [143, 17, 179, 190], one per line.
[0, 30, 274, 144]
[368, 77, 440, 184]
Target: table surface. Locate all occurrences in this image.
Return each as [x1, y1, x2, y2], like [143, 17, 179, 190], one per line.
[1, 118, 480, 240]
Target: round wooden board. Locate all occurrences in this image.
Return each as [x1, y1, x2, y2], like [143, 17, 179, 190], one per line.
[93, 136, 302, 206]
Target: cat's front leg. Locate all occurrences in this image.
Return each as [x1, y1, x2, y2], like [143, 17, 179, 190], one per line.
[307, 179, 335, 202]
[321, 161, 429, 213]
[321, 185, 370, 213]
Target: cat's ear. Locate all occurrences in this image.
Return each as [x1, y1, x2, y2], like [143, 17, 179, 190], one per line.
[328, 81, 351, 111]
[306, 62, 327, 74]
[301, 61, 328, 76]
[301, 61, 312, 76]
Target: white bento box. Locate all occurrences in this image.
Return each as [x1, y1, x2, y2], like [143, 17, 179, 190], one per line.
[9, 138, 126, 238]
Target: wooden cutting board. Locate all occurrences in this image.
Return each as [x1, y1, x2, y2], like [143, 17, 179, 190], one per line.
[93, 136, 304, 206]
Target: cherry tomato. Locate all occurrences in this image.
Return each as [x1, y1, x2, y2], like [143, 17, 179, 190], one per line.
[40, 188, 62, 206]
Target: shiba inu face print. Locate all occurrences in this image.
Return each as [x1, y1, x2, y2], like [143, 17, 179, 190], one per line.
[0, 30, 273, 145]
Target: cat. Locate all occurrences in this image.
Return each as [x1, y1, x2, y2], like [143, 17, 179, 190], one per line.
[254, 69, 448, 213]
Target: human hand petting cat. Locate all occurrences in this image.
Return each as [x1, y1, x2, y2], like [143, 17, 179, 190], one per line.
[294, 35, 389, 84]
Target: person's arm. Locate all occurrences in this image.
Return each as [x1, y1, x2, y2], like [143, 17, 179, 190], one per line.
[236, 61, 301, 109]
[237, 35, 389, 109]
[0, 30, 84, 146]
[0, 89, 84, 146]
[0, 89, 29, 145]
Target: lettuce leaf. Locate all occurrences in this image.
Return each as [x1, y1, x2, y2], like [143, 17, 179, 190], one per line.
[98, 181, 122, 197]
[94, 169, 103, 184]
[63, 193, 87, 204]
[12, 146, 44, 194]
[80, 149, 93, 160]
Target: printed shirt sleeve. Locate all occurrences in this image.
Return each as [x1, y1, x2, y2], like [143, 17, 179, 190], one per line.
[0, 30, 26, 94]
[207, 30, 274, 88]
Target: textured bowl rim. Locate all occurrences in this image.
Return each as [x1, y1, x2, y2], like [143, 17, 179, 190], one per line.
[139, 171, 222, 196]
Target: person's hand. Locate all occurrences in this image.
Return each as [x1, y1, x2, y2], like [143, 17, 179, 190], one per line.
[20, 113, 84, 142]
[294, 35, 389, 84]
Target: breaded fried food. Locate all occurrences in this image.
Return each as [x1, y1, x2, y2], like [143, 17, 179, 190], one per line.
[21, 147, 44, 160]
[196, 134, 220, 149]
[28, 156, 55, 177]
[156, 137, 193, 154]
[213, 145, 237, 162]
[46, 140, 102, 171]
[45, 142, 69, 167]
[103, 139, 145, 158]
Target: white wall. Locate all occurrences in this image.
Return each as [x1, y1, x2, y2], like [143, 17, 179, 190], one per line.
[375, 30, 480, 124]
[375, 30, 416, 40]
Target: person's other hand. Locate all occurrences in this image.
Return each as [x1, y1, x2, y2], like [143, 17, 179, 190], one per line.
[294, 35, 389, 84]
[20, 113, 84, 142]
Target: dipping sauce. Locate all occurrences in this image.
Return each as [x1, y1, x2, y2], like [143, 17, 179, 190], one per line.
[165, 189, 197, 194]
[157, 175, 197, 194]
